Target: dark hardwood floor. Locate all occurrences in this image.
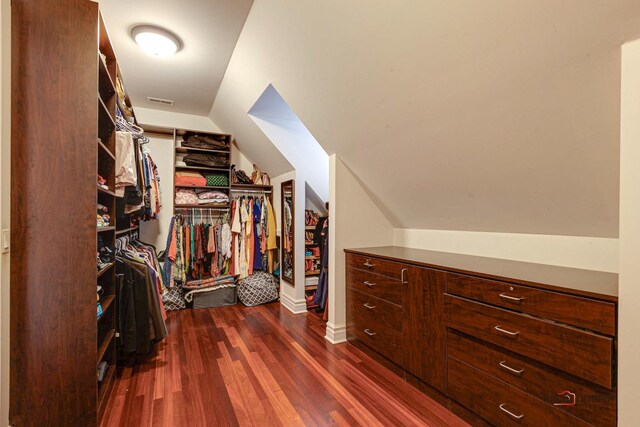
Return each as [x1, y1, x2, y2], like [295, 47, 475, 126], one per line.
[101, 303, 468, 426]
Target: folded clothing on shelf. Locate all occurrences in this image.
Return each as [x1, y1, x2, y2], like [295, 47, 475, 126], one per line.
[97, 174, 109, 190]
[175, 171, 206, 187]
[196, 190, 228, 205]
[97, 214, 110, 228]
[183, 153, 229, 168]
[181, 132, 229, 151]
[204, 173, 229, 187]
[175, 188, 199, 206]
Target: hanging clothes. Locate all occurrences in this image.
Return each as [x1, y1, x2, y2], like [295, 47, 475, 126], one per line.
[116, 237, 168, 355]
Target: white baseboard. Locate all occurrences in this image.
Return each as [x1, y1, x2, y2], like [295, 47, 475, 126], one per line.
[280, 292, 308, 314]
[325, 322, 347, 344]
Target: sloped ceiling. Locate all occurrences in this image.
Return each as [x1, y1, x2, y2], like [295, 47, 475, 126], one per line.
[101, 0, 253, 115]
[210, 0, 640, 237]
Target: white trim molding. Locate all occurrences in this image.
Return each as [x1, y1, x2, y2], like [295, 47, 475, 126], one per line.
[280, 293, 308, 314]
[325, 322, 347, 344]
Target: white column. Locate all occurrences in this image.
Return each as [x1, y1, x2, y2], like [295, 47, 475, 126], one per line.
[619, 38, 640, 425]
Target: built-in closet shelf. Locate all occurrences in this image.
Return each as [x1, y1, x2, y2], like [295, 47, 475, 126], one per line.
[97, 295, 115, 322]
[175, 204, 230, 210]
[306, 270, 320, 276]
[97, 226, 115, 233]
[305, 241, 317, 245]
[305, 226, 316, 231]
[98, 55, 116, 100]
[97, 263, 114, 277]
[231, 184, 273, 190]
[305, 256, 319, 260]
[97, 329, 115, 364]
[97, 364, 115, 405]
[97, 186, 116, 197]
[98, 138, 115, 161]
[175, 185, 230, 191]
[98, 96, 116, 128]
[175, 165, 231, 173]
[115, 226, 139, 236]
[175, 146, 230, 155]
[305, 285, 318, 291]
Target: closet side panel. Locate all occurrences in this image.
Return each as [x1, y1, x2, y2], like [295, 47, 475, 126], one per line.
[10, 1, 99, 425]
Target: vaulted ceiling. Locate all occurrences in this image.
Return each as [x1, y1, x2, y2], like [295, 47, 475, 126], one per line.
[210, 0, 640, 237]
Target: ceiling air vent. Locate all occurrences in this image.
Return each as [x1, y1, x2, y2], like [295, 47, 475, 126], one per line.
[147, 97, 174, 106]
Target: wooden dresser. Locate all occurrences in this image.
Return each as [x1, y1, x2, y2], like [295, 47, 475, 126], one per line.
[345, 247, 617, 426]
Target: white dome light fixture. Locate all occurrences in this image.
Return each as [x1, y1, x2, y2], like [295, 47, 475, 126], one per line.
[131, 25, 182, 57]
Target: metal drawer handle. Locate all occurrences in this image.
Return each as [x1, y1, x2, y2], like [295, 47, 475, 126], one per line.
[364, 260, 375, 268]
[363, 303, 376, 310]
[499, 293, 524, 302]
[499, 361, 524, 375]
[495, 325, 520, 337]
[499, 403, 524, 420]
[364, 328, 376, 336]
[401, 268, 408, 284]
[363, 281, 376, 288]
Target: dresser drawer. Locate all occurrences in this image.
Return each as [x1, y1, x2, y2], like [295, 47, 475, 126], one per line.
[346, 253, 407, 281]
[448, 330, 616, 426]
[347, 301, 403, 365]
[448, 357, 591, 427]
[447, 273, 616, 336]
[445, 295, 614, 388]
[347, 288, 402, 330]
[346, 267, 403, 305]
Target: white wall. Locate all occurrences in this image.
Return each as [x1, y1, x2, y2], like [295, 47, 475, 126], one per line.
[139, 135, 175, 250]
[618, 38, 640, 425]
[136, 107, 222, 133]
[327, 155, 394, 343]
[394, 229, 618, 273]
[0, 0, 10, 424]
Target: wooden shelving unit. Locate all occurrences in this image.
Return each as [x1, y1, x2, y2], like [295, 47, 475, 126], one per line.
[96, 12, 118, 423]
[173, 130, 234, 214]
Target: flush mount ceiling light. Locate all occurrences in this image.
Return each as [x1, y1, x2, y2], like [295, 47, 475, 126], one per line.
[131, 25, 182, 57]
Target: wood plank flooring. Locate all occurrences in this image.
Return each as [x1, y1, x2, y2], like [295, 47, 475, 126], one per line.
[100, 303, 468, 427]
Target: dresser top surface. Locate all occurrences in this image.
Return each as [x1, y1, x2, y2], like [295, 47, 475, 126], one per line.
[345, 246, 618, 301]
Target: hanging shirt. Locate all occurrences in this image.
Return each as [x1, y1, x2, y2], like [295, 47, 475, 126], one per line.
[253, 199, 263, 271]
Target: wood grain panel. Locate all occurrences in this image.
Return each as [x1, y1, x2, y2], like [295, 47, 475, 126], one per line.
[346, 253, 408, 281]
[347, 288, 402, 329]
[347, 267, 403, 305]
[448, 330, 616, 426]
[444, 295, 614, 388]
[345, 247, 618, 301]
[448, 357, 591, 427]
[447, 273, 616, 335]
[11, 1, 99, 425]
[403, 266, 447, 393]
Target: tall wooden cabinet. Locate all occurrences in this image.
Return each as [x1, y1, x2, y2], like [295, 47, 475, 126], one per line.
[11, 0, 99, 425]
[345, 247, 618, 426]
[11, 2, 127, 425]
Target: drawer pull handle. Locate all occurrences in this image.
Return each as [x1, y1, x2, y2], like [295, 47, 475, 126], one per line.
[363, 303, 376, 310]
[499, 293, 524, 303]
[495, 325, 520, 337]
[364, 261, 375, 268]
[363, 281, 377, 288]
[364, 328, 376, 336]
[499, 361, 524, 375]
[401, 268, 408, 284]
[499, 403, 524, 420]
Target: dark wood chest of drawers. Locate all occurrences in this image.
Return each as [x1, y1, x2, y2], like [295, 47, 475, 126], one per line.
[345, 247, 617, 427]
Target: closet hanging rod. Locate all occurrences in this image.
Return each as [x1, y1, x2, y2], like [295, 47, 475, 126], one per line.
[230, 189, 272, 194]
